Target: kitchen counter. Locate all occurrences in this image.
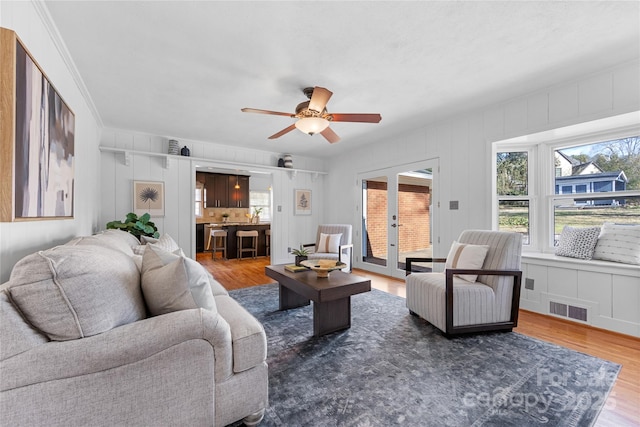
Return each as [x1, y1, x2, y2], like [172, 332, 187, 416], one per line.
[197, 223, 270, 258]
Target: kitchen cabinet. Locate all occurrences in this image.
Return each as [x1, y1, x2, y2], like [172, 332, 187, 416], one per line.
[228, 175, 249, 208]
[196, 223, 205, 252]
[205, 174, 229, 208]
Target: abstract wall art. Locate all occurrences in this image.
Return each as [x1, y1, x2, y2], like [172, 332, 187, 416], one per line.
[1, 27, 75, 221]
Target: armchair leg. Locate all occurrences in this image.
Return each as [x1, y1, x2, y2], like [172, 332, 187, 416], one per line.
[242, 409, 265, 427]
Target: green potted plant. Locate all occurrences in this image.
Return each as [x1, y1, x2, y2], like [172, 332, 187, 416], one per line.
[222, 212, 230, 223]
[106, 212, 159, 241]
[291, 245, 309, 266]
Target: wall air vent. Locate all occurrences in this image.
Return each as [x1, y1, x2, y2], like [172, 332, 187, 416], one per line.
[550, 301, 568, 317]
[568, 305, 588, 322]
[549, 301, 588, 322]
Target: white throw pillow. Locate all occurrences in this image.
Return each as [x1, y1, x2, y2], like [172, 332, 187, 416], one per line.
[318, 233, 342, 253]
[592, 223, 640, 265]
[445, 241, 489, 283]
[141, 245, 216, 316]
[147, 233, 180, 253]
[555, 226, 600, 260]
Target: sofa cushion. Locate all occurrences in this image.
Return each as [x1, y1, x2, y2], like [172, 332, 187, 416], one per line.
[592, 223, 640, 265]
[445, 241, 489, 283]
[214, 295, 266, 373]
[555, 226, 600, 260]
[141, 245, 217, 316]
[67, 229, 138, 256]
[0, 289, 49, 360]
[6, 245, 145, 341]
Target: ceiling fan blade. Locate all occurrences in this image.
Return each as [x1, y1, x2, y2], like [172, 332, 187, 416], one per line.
[320, 126, 340, 144]
[330, 113, 382, 123]
[268, 124, 297, 139]
[241, 108, 293, 117]
[308, 87, 333, 113]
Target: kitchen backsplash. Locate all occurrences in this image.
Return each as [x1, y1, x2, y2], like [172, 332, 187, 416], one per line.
[197, 207, 250, 224]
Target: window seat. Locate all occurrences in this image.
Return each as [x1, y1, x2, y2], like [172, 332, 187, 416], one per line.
[520, 252, 639, 338]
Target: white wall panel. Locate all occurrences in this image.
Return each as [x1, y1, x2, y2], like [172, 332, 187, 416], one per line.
[549, 83, 579, 124]
[579, 73, 612, 116]
[547, 266, 578, 298]
[614, 63, 640, 110]
[504, 99, 527, 136]
[527, 92, 549, 130]
[613, 275, 640, 324]
[577, 271, 612, 317]
[0, 2, 101, 282]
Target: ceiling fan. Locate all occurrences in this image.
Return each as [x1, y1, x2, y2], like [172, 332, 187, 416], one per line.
[241, 86, 381, 144]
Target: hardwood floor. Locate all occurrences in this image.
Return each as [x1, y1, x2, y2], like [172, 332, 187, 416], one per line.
[197, 255, 640, 426]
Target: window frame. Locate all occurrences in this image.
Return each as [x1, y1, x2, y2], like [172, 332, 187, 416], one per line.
[249, 189, 271, 222]
[494, 121, 640, 253]
[493, 146, 537, 248]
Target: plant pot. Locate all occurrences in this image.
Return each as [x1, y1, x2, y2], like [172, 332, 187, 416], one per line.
[295, 255, 308, 266]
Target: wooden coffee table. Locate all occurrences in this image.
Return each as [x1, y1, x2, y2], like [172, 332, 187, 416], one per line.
[265, 264, 371, 337]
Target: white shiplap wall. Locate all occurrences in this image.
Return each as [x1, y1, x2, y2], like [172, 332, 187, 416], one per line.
[99, 129, 326, 264]
[0, 2, 102, 282]
[324, 60, 640, 261]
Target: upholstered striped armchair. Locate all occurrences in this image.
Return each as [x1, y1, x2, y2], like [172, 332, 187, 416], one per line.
[303, 224, 353, 272]
[405, 230, 523, 336]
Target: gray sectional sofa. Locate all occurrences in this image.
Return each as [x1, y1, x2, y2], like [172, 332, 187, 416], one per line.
[0, 230, 268, 426]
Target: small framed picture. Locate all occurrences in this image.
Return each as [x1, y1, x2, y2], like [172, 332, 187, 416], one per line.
[133, 181, 165, 217]
[294, 189, 312, 215]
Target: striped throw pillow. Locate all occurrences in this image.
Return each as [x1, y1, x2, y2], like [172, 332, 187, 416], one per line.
[445, 241, 489, 283]
[592, 223, 640, 265]
[318, 233, 342, 254]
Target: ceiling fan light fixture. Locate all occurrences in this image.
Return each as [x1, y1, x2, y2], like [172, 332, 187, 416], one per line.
[295, 117, 329, 136]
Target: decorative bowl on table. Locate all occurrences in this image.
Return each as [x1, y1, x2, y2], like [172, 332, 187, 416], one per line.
[300, 259, 346, 278]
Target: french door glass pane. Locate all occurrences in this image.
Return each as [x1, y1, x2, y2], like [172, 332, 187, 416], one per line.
[362, 176, 387, 267]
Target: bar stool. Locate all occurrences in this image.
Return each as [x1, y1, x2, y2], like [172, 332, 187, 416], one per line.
[237, 230, 258, 259]
[265, 229, 271, 256]
[210, 229, 227, 260]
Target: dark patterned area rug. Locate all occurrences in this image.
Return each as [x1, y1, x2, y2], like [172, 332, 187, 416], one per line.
[230, 284, 619, 427]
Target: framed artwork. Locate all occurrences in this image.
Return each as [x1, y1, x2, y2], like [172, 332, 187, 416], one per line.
[133, 181, 165, 217]
[1, 28, 75, 221]
[294, 189, 312, 215]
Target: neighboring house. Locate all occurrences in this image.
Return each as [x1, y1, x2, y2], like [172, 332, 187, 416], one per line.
[554, 152, 628, 205]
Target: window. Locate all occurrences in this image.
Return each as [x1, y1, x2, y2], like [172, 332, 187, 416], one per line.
[552, 137, 639, 245]
[195, 182, 204, 218]
[495, 131, 640, 251]
[250, 190, 271, 221]
[496, 151, 532, 244]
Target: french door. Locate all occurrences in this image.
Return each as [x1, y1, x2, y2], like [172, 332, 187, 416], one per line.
[356, 159, 438, 279]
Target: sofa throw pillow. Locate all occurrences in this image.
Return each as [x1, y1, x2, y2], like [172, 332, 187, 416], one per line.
[318, 233, 342, 254]
[445, 241, 489, 283]
[592, 223, 640, 265]
[7, 245, 145, 341]
[147, 233, 180, 253]
[141, 245, 217, 316]
[555, 226, 601, 260]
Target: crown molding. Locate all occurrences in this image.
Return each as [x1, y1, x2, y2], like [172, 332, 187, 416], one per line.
[32, 0, 104, 128]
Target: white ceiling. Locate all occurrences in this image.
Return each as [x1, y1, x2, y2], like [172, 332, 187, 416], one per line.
[43, 1, 640, 158]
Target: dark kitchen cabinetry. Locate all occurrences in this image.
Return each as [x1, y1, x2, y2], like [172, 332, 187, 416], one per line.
[196, 223, 205, 252]
[205, 174, 229, 208]
[200, 173, 249, 208]
[228, 176, 249, 208]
